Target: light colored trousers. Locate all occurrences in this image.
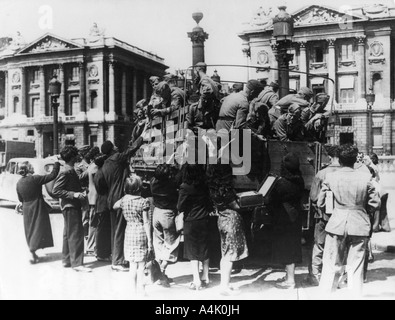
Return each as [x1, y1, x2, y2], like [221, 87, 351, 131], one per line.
[319, 232, 368, 297]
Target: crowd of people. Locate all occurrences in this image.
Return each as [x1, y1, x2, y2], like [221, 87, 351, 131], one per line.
[13, 62, 391, 299]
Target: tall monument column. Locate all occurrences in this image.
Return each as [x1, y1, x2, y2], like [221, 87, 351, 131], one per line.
[327, 38, 336, 106]
[187, 12, 209, 66]
[187, 12, 209, 99]
[298, 42, 307, 88]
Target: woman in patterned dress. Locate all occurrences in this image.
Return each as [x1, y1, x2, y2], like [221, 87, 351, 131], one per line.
[114, 176, 153, 296]
[206, 164, 249, 296]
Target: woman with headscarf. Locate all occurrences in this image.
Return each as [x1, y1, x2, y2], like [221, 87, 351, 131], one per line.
[16, 160, 61, 264]
[268, 152, 305, 289]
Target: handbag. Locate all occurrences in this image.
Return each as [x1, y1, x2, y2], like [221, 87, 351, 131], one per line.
[175, 212, 184, 233]
[144, 250, 162, 285]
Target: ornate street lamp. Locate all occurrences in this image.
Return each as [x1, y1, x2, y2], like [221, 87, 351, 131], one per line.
[272, 6, 294, 99]
[48, 74, 61, 155]
[366, 88, 375, 154]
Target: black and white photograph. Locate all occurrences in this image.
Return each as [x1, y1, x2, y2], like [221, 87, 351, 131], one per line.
[0, 0, 394, 303]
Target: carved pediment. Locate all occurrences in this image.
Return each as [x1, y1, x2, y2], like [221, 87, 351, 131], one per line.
[17, 34, 83, 54]
[293, 5, 364, 27]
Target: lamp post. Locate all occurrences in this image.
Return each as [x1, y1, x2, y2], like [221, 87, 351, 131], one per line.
[366, 88, 375, 154]
[272, 6, 294, 99]
[48, 74, 61, 155]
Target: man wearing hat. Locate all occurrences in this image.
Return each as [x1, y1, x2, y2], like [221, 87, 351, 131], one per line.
[232, 83, 244, 93]
[94, 140, 141, 272]
[255, 81, 279, 110]
[273, 103, 305, 142]
[194, 62, 221, 128]
[216, 79, 265, 132]
[151, 73, 186, 118]
[269, 86, 313, 127]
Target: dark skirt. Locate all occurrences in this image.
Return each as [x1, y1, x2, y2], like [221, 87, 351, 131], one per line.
[183, 218, 209, 261]
[272, 220, 302, 266]
[23, 198, 54, 252]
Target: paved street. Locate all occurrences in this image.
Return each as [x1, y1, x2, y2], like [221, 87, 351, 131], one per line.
[0, 180, 394, 301]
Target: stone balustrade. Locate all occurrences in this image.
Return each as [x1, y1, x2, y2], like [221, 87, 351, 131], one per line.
[378, 156, 395, 173]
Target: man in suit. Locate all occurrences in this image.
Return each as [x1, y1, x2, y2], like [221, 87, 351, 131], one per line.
[317, 144, 380, 297]
[307, 145, 341, 286]
[94, 140, 140, 272]
[53, 146, 92, 273]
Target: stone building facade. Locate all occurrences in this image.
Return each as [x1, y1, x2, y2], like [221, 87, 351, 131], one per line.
[239, 3, 395, 155]
[0, 28, 167, 158]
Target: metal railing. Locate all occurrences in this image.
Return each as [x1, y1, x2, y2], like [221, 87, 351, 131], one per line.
[378, 156, 395, 173]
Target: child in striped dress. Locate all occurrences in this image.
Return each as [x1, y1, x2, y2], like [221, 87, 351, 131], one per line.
[114, 176, 153, 296]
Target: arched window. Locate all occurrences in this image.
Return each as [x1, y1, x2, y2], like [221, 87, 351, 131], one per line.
[13, 96, 20, 114]
[372, 73, 382, 94]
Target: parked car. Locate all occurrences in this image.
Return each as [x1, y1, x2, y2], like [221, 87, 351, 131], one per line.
[0, 157, 60, 211]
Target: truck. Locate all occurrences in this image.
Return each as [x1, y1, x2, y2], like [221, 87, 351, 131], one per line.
[0, 140, 36, 173]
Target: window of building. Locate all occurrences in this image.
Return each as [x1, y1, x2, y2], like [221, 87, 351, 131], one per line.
[90, 90, 98, 110]
[373, 128, 383, 148]
[66, 128, 74, 135]
[341, 118, 352, 126]
[13, 97, 19, 114]
[68, 95, 79, 115]
[30, 98, 39, 118]
[90, 135, 98, 147]
[340, 132, 354, 145]
[32, 70, 40, 83]
[71, 67, 80, 81]
[27, 130, 34, 136]
[341, 43, 354, 61]
[314, 47, 324, 62]
[340, 89, 355, 104]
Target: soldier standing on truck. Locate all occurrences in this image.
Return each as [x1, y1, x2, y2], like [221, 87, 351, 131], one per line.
[194, 62, 221, 129]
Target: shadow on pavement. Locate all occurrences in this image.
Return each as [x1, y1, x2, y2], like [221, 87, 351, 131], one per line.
[365, 267, 395, 284]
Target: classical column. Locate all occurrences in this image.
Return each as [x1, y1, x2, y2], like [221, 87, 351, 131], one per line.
[143, 74, 148, 101]
[298, 42, 307, 88]
[108, 59, 115, 116]
[4, 71, 8, 118]
[357, 35, 367, 100]
[188, 12, 209, 94]
[21, 67, 27, 116]
[132, 68, 138, 111]
[327, 38, 336, 106]
[122, 69, 127, 116]
[270, 42, 279, 82]
[39, 66, 45, 116]
[79, 61, 86, 113]
[58, 64, 65, 115]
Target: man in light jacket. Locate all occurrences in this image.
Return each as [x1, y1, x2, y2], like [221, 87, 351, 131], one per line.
[317, 144, 380, 297]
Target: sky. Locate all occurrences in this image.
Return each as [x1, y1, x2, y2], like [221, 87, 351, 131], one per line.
[0, 0, 394, 82]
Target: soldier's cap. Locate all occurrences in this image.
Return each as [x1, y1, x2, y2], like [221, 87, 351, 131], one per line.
[298, 87, 314, 97]
[315, 93, 330, 104]
[195, 62, 207, 67]
[288, 103, 302, 114]
[163, 73, 178, 81]
[246, 79, 265, 92]
[232, 83, 244, 90]
[135, 99, 147, 109]
[78, 145, 91, 155]
[149, 76, 160, 83]
[269, 81, 279, 89]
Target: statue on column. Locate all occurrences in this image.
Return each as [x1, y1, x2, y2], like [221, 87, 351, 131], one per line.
[89, 22, 105, 44]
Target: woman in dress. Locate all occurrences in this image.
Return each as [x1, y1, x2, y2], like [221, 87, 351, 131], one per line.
[151, 164, 180, 287]
[269, 152, 305, 289]
[177, 164, 213, 290]
[206, 164, 249, 296]
[114, 176, 153, 296]
[16, 160, 60, 264]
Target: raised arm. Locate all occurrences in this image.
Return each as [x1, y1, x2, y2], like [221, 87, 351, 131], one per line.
[33, 162, 61, 185]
